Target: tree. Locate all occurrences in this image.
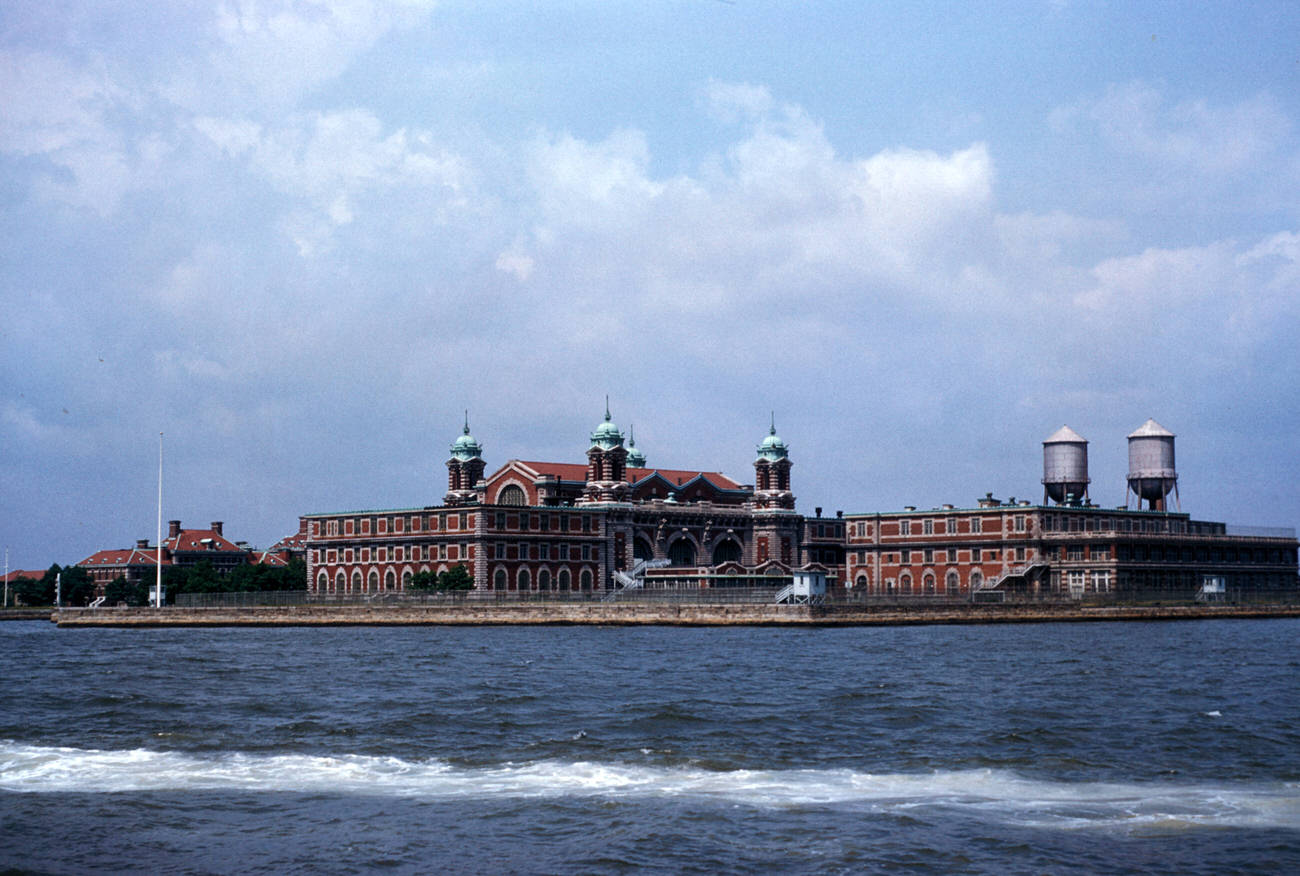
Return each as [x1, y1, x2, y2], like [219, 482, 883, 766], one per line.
[104, 575, 148, 607]
[46, 565, 95, 607]
[408, 570, 439, 591]
[12, 575, 52, 606]
[438, 565, 473, 591]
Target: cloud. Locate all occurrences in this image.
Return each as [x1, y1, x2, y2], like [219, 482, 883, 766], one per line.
[195, 108, 470, 253]
[0, 50, 135, 214]
[1052, 82, 1291, 176]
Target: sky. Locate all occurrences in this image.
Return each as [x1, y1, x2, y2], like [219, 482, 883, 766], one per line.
[2, 1, 1299, 569]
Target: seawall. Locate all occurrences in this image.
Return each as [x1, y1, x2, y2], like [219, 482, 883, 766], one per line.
[51, 602, 1300, 627]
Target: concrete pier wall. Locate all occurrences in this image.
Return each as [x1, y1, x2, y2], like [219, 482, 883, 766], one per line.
[51, 602, 1300, 627]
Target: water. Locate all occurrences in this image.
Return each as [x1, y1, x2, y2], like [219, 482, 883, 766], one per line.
[2, 619, 1298, 873]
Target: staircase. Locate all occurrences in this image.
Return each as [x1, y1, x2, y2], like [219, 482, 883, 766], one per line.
[605, 558, 670, 600]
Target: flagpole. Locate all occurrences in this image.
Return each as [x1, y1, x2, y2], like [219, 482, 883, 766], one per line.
[156, 431, 163, 608]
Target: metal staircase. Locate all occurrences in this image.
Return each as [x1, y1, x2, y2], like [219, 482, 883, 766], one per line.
[605, 558, 670, 600]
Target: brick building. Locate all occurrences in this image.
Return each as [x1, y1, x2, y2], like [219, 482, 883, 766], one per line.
[78, 520, 297, 592]
[303, 411, 816, 595]
[843, 422, 1298, 598]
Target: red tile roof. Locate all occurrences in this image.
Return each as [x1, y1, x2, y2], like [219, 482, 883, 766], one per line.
[512, 461, 744, 491]
[1, 570, 47, 583]
[165, 528, 243, 553]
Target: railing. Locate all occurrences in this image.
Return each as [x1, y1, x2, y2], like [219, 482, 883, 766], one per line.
[1225, 524, 1297, 539]
[158, 584, 1299, 610]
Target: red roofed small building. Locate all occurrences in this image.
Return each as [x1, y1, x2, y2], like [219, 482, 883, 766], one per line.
[77, 520, 289, 593]
[303, 410, 825, 595]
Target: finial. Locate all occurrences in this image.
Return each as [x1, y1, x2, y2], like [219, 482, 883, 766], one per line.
[605, 395, 611, 422]
[629, 424, 636, 446]
[463, 410, 470, 435]
[770, 411, 776, 435]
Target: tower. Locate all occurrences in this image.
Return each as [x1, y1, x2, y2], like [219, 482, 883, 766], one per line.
[444, 414, 485, 506]
[753, 415, 794, 510]
[1127, 418, 1178, 511]
[625, 424, 646, 469]
[1042, 425, 1090, 505]
[581, 400, 631, 503]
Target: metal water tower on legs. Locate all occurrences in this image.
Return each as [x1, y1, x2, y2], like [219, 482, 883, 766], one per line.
[1126, 418, 1179, 511]
[1042, 425, 1090, 505]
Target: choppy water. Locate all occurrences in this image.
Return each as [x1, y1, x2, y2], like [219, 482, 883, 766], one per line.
[2, 619, 1299, 874]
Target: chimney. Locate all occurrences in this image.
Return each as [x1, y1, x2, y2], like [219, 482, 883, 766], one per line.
[168, 520, 181, 538]
[211, 521, 223, 536]
[136, 539, 150, 549]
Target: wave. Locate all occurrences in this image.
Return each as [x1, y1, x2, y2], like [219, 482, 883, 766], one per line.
[2, 742, 1297, 830]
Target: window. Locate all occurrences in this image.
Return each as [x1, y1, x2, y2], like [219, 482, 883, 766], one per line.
[499, 484, 526, 506]
[1015, 547, 1025, 562]
[923, 519, 933, 535]
[971, 547, 981, 562]
[971, 517, 982, 534]
[901, 549, 911, 564]
[900, 520, 911, 536]
[1092, 570, 1110, 592]
[923, 549, 934, 564]
[540, 544, 550, 560]
[1014, 515, 1026, 532]
[559, 544, 569, 560]
[493, 568, 507, 590]
[947, 517, 957, 534]
[519, 542, 529, 560]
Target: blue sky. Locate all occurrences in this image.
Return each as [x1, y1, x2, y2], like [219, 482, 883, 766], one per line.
[2, 1, 1298, 568]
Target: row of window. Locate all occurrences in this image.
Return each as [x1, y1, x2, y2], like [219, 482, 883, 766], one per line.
[867, 546, 1009, 565]
[1117, 544, 1295, 564]
[316, 543, 470, 565]
[318, 512, 473, 539]
[493, 542, 598, 562]
[489, 565, 595, 591]
[1043, 515, 1188, 534]
[492, 510, 595, 534]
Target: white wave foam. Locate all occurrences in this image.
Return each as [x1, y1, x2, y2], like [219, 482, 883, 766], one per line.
[2, 742, 1297, 830]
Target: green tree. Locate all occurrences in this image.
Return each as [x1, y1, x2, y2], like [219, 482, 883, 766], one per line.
[437, 565, 473, 591]
[12, 575, 52, 606]
[408, 570, 439, 591]
[47, 565, 95, 607]
[104, 575, 148, 606]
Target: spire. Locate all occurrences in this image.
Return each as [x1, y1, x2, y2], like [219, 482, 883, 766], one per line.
[757, 414, 789, 460]
[626, 424, 646, 468]
[463, 409, 471, 435]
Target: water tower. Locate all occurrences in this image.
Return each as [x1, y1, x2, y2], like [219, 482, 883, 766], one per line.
[1126, 418, 1179, 511]
[1042, 425, 1090, 505]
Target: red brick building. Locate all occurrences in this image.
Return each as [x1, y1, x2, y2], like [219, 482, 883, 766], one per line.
[303, 412, 817, 595]
[78, 520, 297, 592]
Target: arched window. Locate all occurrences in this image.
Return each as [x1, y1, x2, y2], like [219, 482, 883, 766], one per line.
[970, 570, 983, 590]
[580, 568, 593, 591]
[493, 568, 507, 590]
[539, 569, 552, 590]
[316, 571, 329, 593]
[945, 570, 959, 594]
[335, 570, 346, 593]
[855, 574, 867, 590]
[402, 570, 413, 590]
[711, 539, 742, 565]
[518, 568, 532, 591]
[633, 537, 654, 562]
[558, 569, 571, 591]
[498, 484, 526, 506]
[924, 573, 935, 594]
[385, 569, 396, 590]
[900, 571, 912, 594]
[668, 538, 696, 567]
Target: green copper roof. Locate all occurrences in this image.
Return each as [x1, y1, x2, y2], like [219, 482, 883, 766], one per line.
[449, 412, 483, 460]
[756, 413, 789, 461]
[590, 398, 624, 450]
[625, 424, 646, 467]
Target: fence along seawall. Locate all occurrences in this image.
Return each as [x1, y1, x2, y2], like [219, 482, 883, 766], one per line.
[52, 591, 1300, 626]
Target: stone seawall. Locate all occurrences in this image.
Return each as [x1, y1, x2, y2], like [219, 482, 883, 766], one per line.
[51, 602, 1300, 627]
